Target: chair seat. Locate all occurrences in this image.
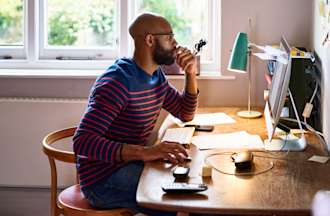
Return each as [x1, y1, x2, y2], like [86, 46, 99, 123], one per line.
[58, 184, 133, 216]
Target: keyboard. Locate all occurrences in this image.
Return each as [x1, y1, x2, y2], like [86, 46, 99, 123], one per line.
[161, 127, 195, 145]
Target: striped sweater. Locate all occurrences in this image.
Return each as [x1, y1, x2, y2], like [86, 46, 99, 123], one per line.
[73, 58, 198, 190]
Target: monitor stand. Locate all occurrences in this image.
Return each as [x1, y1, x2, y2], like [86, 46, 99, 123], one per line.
[264, 90, 307, 151]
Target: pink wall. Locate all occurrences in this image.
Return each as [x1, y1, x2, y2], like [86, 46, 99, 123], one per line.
[220, 0, 312, 107]
[172, 0, 313, 107]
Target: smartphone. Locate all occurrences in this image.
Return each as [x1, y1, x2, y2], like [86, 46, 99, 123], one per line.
[185, 124, 214, 132]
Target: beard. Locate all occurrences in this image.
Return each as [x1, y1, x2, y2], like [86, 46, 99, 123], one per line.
[152, 39, 175, 65]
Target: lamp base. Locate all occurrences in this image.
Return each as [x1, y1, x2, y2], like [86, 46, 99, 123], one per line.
[237, 110, 262, 119]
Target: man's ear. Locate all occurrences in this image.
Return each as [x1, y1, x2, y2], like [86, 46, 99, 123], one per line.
[145, 34, 154, 47]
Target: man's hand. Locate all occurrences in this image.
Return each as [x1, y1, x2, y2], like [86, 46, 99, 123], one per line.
[142, 141, 188, 164]
[176, 46, 198, 75]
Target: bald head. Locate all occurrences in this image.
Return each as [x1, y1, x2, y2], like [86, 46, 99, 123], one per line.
[129, 13, 172, 40]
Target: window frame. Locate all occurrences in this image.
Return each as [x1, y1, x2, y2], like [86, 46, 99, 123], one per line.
[201, 0, 221, 72]
[0, 0, 26, 59]
[0, 0, 221, 74]
[38, 0, 121, 60]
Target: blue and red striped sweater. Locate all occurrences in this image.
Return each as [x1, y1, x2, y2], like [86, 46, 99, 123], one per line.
[73, 58, 198, 190]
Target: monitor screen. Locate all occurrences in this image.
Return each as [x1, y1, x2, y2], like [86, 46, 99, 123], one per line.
[265, 36, 292, 140]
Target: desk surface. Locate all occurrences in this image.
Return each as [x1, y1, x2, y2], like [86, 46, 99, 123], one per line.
[136, 107, 330, 215]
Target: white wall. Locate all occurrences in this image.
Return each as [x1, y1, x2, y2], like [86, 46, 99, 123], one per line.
[313, 0, 330, 150]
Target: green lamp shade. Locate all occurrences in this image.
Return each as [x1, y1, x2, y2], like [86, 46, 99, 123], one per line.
[228, 32, 248, 73]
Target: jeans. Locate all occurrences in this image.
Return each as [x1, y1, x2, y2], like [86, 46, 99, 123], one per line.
[81, 161, 176, 216]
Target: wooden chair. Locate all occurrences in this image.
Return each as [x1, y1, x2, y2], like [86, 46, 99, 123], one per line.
[42, 127, 134, 216]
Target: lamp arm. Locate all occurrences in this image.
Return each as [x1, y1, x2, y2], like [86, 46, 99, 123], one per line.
[248, 42, 264, 51]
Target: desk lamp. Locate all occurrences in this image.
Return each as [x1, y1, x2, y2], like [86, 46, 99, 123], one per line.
[227, 32, 262, 118]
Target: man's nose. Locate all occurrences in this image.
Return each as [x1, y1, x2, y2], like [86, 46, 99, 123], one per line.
[172, 39, 178, 47]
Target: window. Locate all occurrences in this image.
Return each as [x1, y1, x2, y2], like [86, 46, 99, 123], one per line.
[0, 0, 220, 73]
[39, 0, 118, 60]
[0, 0, 25, 59]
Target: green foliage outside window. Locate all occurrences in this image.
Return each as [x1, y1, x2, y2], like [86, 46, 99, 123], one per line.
[89, 5, 115, 46]
[140, 0, 191, 44]
[47, 0, 116, 46]
[0, 0, 192, 47]
[0, 0, 23, 45]
[48, 11, 79, 46]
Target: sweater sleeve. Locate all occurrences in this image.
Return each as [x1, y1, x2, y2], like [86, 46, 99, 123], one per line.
[162, 80, 198, 122]
[73, 76, 128, 164]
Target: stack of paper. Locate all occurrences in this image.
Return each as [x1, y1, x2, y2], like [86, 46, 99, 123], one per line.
[191, 131, 264, 150]
[171, 112, 236, 127]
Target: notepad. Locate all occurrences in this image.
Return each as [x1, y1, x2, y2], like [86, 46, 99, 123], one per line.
[161, 127, 195, 145]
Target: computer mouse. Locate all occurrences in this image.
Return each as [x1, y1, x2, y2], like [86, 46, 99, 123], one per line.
[231, 151, 253, 170]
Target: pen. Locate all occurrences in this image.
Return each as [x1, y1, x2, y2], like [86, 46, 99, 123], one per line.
[193, 39, 207, 55]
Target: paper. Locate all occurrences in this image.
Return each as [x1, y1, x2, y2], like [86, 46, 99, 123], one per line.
[308, 155, 329, 164]
[171, 112, 236, 127]
[191, 131, 264, 150]
[278, 133, 300, 141]
[255, 45, 286, 56]
[275, 55, 288, 65]
[161, 127, 195, 144]
[264, 45, 286, 56]
[254, 53, 276, 61]
[254, 53, 288, 65]
[254, 45, 288, 64]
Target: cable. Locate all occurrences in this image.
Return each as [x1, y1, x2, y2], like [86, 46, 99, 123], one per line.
[279, 132, 289, 152]
[304, 117, 328, 155]
[284, 81, 329, 155]
[204, 152, 274, 176]
[309, 81, 318, 104]
[282, 117, 329, 156]
[288, 89, 305, 136]
[252, 151, 293, 161]
[263, 133, 291, 156]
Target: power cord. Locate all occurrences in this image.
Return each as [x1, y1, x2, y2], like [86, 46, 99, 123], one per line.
[286, 82, 329, 155]
[204, 152, 274, 176]
[282, 117, 329, 156]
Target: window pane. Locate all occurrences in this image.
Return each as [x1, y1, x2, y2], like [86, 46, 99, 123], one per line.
[47, 0, 117, 48]
[0, 0, 24, 46]
[136, 0, 210, 57]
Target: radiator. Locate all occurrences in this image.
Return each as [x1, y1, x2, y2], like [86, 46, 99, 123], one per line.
[0, 97, 88, 187]
[0, 97, 168, 188]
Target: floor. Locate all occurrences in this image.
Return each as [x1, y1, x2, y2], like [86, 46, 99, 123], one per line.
[0, 187, 50, 216]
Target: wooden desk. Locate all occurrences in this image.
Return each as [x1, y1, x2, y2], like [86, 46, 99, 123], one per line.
[137, 107, 330, 216]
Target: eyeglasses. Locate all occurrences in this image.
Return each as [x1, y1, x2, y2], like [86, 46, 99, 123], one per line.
[149, 33, 175, 41]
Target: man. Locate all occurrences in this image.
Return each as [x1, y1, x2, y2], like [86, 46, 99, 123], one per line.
[73, 13, 198, 215]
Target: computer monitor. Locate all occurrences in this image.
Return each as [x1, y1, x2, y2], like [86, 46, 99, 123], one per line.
[264, 36, 306, 151]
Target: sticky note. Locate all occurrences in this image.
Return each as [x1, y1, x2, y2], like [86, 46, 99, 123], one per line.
[201, 164, 212, 177]
[320, 1, 326, 17]
[308, 155, 329, 163]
